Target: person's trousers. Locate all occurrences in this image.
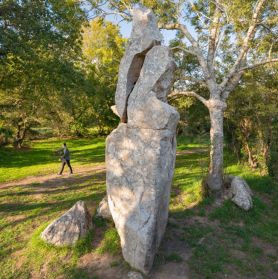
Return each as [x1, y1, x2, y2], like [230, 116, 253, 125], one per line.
[59, 160, 73, 174]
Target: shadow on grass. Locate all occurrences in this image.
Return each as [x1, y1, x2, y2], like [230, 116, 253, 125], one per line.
[1, 137, 277, 279]
[0, 170, 106, 198]
[160, 171, 278, 279]
[0, 190, 105, 230]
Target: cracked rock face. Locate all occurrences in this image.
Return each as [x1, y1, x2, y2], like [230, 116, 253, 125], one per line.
[115, 6, 162, 122]
[41, 201, 92, 246]
[127, 45, 178, 130]
[106, 7, 179, 274]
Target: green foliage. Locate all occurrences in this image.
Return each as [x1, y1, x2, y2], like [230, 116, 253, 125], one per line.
[81, 19, 125, 133]
[73, 230, 94, 258]
[268, 118, 278, 180]
[1, 138, 278, 278]
[0, 1, 126, 145]
[225, 66, 278, 171]
[0, 0, 91, 145]
[0, 126, 13, 146]
[165, 253, 183, 263]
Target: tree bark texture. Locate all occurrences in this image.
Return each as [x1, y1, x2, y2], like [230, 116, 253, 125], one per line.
[206, 99, 226, 192]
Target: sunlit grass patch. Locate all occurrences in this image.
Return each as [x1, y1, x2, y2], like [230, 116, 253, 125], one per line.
[96, 227, 121, 256]
[0, 137, 106, 183]
[23, 223, 94, 278]
[0, 137, 277, 278]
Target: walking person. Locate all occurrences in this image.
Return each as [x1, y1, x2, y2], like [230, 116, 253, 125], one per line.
[58, 143, 73, 175]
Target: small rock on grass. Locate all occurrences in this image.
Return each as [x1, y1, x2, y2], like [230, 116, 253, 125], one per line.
[126, 271, 144, 279]
[223, 175, 253, 210]
[41, 200, 92, 246]
[231, 176, 253, 211]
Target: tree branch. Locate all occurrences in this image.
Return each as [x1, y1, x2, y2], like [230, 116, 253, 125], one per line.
[237, 58, 278, 71]
[170, 46, 197, 56]
[168, 91, 208, 107]
[159, 22, 212, 88]
[207, 4, 221, 71]
[220, 0, 267, 92]
[222, 57, 278, 100]
[88, 10, 130, 21]
[221, 71, 243, 100]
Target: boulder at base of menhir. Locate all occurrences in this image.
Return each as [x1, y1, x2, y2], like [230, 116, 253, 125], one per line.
[231, 176, 253, 211]
[41, 200, 93, 246]
[96, 195, 112, 220]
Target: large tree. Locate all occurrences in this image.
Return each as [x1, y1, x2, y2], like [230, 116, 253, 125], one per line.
[89, 0, 278, 195]
[0, 0, 90, 145]
[82, 18, 126, 134]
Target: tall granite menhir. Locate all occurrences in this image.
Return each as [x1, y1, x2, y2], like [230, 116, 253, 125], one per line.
[106, 7, 179, 274]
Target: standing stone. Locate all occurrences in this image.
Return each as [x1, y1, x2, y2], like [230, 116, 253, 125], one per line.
[106, 7, 179, 274]
[107, 125, 177, 273]
[127, 46, 179, 130]
[115, 7, 162, 122]
[41, 201, 92, 246]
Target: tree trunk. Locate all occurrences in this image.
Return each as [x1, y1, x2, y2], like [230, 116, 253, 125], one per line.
[14, 123, 28, 148]
[245, 142, 257, 168]
[206, 99, 226, 194]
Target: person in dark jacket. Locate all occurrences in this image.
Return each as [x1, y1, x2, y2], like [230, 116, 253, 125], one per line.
[58, 143, 73, 175]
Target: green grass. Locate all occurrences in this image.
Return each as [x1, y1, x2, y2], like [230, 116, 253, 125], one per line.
[0, 136, 277, 278]
[96, 227, 121, 256]
[0, 137, 105, 183]
[165, 253, 183, 263]
[0, 138, 106, 278]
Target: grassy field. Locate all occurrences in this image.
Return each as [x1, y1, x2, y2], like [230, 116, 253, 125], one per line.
[0, 138, 105, 183]
[0, 137, 277, 278]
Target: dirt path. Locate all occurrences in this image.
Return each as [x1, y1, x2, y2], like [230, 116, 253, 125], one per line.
[0, 164, 106, 189]
[0, 148, 208, 278]
[0, 147, 207, 190]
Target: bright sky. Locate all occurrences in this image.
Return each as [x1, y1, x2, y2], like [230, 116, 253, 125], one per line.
[105, 14, 177, 45]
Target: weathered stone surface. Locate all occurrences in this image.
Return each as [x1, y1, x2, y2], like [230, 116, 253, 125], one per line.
[96, 195, 112, 220]
[107, 6, 179, 274]
[126, 271, 144, 279]
[106, 124, 177, 273]
[230, 176, 253, 210]
[115, 7, 162, 121]
[41, 201, 92, 246]
[127, 46, 179, 130]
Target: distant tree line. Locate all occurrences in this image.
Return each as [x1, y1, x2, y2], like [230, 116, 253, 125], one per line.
[0, 0, 125, 148]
